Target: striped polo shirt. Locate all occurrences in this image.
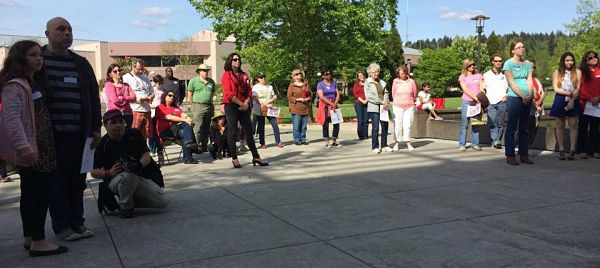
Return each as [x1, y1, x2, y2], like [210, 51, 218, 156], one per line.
[43, 49, 83, 133]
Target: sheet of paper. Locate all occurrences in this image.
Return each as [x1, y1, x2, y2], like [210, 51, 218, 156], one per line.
[267, 106, 280, 117]
[80, 137, 95, 174]
[583, 101, 600, 118]
[466, 103, 481, 117]
[379, 105, 389, 122]
[330, 108, 343, 124]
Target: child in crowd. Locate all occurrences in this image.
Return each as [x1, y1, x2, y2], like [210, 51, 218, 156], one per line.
[208, 112, 229, 160]
[416, 82, 443, 120]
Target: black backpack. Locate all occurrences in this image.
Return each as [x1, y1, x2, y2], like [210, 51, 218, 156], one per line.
[97, 181, 120, 214]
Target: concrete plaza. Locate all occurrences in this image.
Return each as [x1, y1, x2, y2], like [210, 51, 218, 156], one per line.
[1, 123, 599, 267]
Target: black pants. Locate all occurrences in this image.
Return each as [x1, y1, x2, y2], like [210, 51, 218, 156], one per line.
[322, 105, 340, 139]
[224, 104, 260, 160]
[577, 113, 600, 155]
[49, 133, 87, 234]
[20, 167, 52, 241]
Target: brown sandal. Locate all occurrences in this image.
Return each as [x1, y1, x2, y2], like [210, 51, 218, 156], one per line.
[558, 151, 566, 160]
[567, 151, 575, 161]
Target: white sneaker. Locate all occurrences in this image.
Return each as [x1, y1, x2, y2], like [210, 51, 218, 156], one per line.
[434, 116, 443, 120]
[407, 143, 415, 151]
[382, 147, 393, 152]
[372, 148, 381, 154]
[392, 143, 399, 151]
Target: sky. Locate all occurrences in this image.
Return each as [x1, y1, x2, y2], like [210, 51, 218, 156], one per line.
[0, 0, 580, 43]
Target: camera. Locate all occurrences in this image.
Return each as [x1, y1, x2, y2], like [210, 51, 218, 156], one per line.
[119, 157, 142, 172]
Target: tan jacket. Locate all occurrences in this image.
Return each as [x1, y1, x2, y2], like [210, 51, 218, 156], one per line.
[287, 82, 312, 115]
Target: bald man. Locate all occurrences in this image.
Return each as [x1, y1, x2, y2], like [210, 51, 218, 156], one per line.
[43, 17, 101, 242]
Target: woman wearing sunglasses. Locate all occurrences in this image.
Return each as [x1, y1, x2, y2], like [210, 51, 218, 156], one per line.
[104, 63, 136, 127]
[155, 89, 199, 164]
[457, 59, 484, 152]
[577, 51, 600, 159]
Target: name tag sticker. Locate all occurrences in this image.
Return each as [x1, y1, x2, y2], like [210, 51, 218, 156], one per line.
[32, 91, 43, 100]
[64, 76, 77, 83]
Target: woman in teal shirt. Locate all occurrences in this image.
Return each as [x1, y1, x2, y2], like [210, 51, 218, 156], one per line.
[503, 40, 534, 165]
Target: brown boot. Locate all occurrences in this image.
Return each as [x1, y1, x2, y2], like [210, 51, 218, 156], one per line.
[506, 156, 519, 165]
[520, 156, 534, 164]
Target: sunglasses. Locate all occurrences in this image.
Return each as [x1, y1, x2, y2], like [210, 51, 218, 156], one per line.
[112, 69, 122, 73]
[492, 60, 502, 63]
[232, 58, 241, 62]
[166, 94, 175, 97]
[293, 73, 302, 76]
[323, 73, 331, 76]
[588, 55, 598, 60]
[468, 64, 475, 67]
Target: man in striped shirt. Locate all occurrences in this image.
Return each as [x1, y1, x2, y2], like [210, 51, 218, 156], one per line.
[43, 17, 101, 242]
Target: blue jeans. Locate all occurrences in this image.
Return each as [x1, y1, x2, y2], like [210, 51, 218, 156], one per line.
[505, 96, 531, 157]
[487, 101, 507, 145]
[458, 100, 480, 147]
[354, 103, 368, 139]
[292, 114, 308, 143]
[148, 117, 159, 153]
[255, 115, 281, 145]
[160, 122, 196, 162]
[369, 112, 388, 149]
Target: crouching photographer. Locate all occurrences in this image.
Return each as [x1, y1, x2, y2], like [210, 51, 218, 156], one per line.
[91, 110, 169, 218]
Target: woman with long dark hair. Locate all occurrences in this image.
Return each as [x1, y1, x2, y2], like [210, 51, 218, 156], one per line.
[549, 52, 581, 160]
[0, 40, 68, 256]
[155, 89, 199, 164]
[220, 53, 268, 168]
[316, 69, 341, 147]
[503, 40, 534, 165]
[353, 70, 368, 140]
[577, 51, 600, 159]
[104, 63, 136, 127]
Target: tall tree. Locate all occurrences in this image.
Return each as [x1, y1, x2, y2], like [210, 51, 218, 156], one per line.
[413, 48, 461, 96]
[450, 36, 490, 71]
[381, 27, 404, 82]
[486, 31, 504, 57]
[565, 0, 600, 57]
[160, 38, 203, 85]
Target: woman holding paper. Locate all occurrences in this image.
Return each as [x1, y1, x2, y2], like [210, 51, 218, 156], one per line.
[391, 65, 417, 151]
[457, 59, 485, 152]
[316, 69, 341, 148]
[549, 52, 581, 160]
[576, 51, 600, 159]
[252, 72, 283, 148]
[503, 41, 534, 165]
[364, 63, 390, 153]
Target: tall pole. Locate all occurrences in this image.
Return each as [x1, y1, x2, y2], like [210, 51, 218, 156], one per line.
[471, 15, 490, 71]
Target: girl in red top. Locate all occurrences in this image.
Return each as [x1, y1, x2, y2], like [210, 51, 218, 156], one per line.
[220, 53, 268, 168]
[353, 70, 368, 140]
[577, 51, 600, 159]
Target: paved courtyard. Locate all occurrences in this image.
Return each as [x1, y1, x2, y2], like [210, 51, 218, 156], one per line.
[1, 123, 599, 267]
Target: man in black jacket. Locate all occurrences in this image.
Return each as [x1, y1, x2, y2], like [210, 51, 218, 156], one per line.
[43, 17, 102, 241]
[91, 110, 168, 219]
[164, 67, 185, 105]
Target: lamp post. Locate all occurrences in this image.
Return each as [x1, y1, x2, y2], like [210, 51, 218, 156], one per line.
[471, 15, 490, 70]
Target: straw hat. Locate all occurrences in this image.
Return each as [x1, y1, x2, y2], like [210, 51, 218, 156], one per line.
[211, 111, 225, 121]
[195, 64, 211, 73]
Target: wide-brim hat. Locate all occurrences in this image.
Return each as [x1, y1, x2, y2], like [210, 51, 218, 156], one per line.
[196, 64, 211, 73]
[211, 111, 225, 121]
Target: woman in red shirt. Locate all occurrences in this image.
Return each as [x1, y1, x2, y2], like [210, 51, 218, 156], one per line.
[155, 90, 198, 164]
[220, 53, 268, 168]
[577, 51, 600, 159]
[353, 70, 368, 140]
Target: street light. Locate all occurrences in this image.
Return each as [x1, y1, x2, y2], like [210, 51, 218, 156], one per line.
[471, 15, 490, 70]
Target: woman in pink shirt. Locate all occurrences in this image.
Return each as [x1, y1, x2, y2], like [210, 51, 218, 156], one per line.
[458, 59, 484, 151]
[104, 63, 136, 128]
[391, 65, 417, 151]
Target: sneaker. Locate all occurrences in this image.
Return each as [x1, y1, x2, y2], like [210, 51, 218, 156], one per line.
[434, 116, 443, 120]
[57, 229, 83, 242]
[473, 145, 482, 151]
[459, 146, 467, 151]
[392, 143, 399, 151]
[120, 208, 134, 219]
[184, 159, 199, 164]
[382, 147, 393, 152]
[294, 142, 302, 146]
[74, 226, 95, 238]
[372, 148, 381, 154]
[301, 141, 309, 145]
[407, 143, 415, 151]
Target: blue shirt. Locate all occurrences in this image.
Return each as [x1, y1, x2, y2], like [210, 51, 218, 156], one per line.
[317, 81, 337, 100]
[502, 59, 531, 97]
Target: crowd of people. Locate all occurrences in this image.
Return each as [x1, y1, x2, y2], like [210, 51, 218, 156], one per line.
[0, 17, 599, 258]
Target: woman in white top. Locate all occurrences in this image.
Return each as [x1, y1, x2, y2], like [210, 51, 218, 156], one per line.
[252, 72, 283, 148]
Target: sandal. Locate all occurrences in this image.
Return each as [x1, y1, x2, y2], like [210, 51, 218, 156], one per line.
[567, 151, 575, 161]
[0, 177, 12, 183]
[558, 151, 565, 160]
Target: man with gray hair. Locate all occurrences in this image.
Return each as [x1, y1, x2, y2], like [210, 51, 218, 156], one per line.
[43, 17, 101, 241]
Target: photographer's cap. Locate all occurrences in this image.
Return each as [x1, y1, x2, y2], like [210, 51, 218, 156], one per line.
[103, 109, 125, 123]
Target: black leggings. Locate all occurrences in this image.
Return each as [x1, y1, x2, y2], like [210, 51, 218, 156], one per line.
[19, 167, 52, 241]
[224, 104, 260, 160]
